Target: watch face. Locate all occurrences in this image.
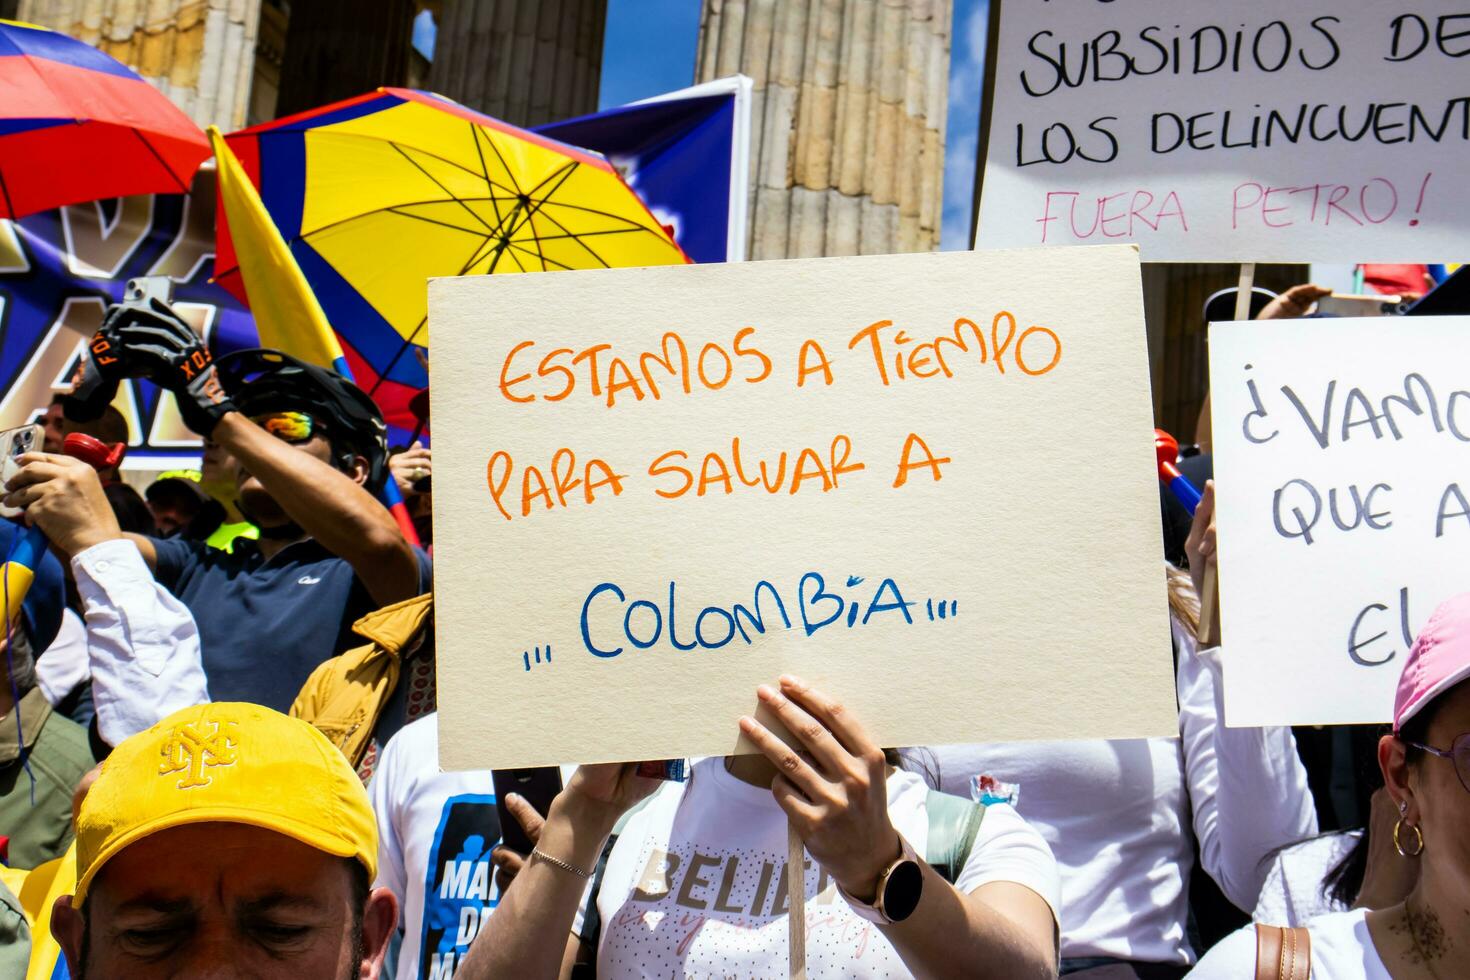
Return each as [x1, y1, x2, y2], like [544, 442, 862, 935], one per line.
[882, 859, 924, 922]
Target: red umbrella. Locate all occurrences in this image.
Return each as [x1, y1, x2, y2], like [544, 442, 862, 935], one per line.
[0, 18, 210, 218]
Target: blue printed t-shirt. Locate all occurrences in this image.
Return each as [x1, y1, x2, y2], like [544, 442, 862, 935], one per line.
[150, 535, 432, 711]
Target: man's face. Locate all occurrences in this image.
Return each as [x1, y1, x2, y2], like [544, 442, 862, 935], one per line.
[200, 439, 236, 494]
[55, 823, 392, 979]
[147, 497, 197, 537]
[235, 425, 339, 528]
[40, 402, 65, 454]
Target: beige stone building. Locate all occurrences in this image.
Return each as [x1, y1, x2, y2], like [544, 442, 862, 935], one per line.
[698, 0, 951, 260]
[15, 0, 266, 129]
[10, 0, 608, 130]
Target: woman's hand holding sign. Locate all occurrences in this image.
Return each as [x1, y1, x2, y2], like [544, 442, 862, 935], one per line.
[740, 676, 1057, 979]
[739, 675, 902, 901]
[1185, 480, 1222, 646]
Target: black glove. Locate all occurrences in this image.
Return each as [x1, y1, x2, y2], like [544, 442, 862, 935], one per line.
[63, 324, 129, 424]
[74, 299, 236, 436]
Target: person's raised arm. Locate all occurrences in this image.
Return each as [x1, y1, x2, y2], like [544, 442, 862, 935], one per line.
[457, 764, 657, 980]
[3, 453, 120, 560]
[1179, 482, 1317, 909]
[208, 412, 417, 605]
[73, 537, 209, 744]
[3, 454, 208, 742]
[122, 532, 157, 570]
[1, 447, 158, 571]
[66, 297, 418, 606]
[742, 677, 1057, 980]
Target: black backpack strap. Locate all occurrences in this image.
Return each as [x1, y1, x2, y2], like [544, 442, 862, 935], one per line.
[924, 789, 987, 886]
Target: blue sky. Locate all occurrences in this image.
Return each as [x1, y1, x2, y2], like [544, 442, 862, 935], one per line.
[941, 0, 987, 249]
[598, 0, 703, 109]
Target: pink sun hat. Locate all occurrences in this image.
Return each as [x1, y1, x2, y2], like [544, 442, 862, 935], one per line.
[1395, 592, 1470, 732]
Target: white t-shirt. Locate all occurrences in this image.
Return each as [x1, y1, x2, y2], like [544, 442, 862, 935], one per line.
[370, 714, 502, 980]
[1187, 909, 1391, 979]
[575, 757, 1059, 979]
[908, 621, 1317, 965]
[35, 607, 88, 706]
[1254, 832, 1359, 927]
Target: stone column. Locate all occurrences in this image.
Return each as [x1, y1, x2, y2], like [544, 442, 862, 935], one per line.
[699, 0, 950, 259]
[427, 0, 607, 129]
[17, 0, 263, 130]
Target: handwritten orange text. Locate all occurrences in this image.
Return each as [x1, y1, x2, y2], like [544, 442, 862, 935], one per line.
[486, 448, 629, 521]
[647, 435, 865, 499]
[498, 328, 773, 408]
[848, 312, 1063, 384]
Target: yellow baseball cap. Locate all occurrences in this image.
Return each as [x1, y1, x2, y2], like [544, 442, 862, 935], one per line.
[72, 702, 377, 906]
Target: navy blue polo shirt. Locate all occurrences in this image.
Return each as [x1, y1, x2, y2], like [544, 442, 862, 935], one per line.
[150, 536, 431, 711]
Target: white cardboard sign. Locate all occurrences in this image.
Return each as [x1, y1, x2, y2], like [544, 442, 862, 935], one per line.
[1210, 316, 1470, 726]
[975, 1, 1469, 262]
[429, 247, 1176, 770]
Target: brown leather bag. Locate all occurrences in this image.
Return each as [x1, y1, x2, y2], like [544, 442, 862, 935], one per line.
[1254, 924, 1312, 980]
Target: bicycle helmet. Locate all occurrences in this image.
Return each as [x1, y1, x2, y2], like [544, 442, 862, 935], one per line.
[213, 348, 389, 494]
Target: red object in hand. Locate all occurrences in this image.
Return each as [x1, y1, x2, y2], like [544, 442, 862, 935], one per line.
[1154, 428, 1202, 514]
[1154, 428, 1182, 482]
[63, 432, 126, 471]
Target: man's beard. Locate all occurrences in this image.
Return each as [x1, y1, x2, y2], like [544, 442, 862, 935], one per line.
[235, 495, 306, 541]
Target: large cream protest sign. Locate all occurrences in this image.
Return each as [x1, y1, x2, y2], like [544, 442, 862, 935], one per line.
[1210, 317, 1470, 726]
[975, 1, 1469, 261]
[430, 246, 1174, 770]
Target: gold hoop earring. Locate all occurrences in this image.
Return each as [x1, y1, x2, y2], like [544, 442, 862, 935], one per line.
[1394, 817, 1425, 857]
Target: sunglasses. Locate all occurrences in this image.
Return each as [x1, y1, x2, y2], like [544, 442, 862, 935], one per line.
[1402, 732, 1470, 794]
[251, 412, 321, 444]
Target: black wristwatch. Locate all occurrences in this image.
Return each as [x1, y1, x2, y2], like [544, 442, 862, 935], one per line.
[839, 835, 924, 924]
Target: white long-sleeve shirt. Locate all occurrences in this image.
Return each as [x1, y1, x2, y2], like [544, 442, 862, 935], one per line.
[1182, 639, 1319, 909]
[908, 620, 1317, 966]
[71, 539, 209, 745]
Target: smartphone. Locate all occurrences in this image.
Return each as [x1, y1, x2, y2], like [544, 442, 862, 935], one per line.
[0, 424, 41, 519]
[1317, 293, 1400, 317]
[492, 767, 564, 856]
[123, 275, 174, 307]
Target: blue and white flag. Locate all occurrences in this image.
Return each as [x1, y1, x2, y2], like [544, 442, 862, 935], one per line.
[537, 76, 752, 264]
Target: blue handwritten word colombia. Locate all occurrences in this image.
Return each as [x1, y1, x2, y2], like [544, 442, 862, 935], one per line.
[579, 573, 957, 657]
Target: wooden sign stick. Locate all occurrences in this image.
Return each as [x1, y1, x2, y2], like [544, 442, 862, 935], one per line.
[1197, 262, 1255, 644]
[788, 822, 807, 979]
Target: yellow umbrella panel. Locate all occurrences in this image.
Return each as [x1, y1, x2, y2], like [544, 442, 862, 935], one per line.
[216, 87, 689, 428]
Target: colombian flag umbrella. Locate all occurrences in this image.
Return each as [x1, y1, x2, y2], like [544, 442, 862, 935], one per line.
[0, 19, 210, 218]
[215, 87, 690, 433]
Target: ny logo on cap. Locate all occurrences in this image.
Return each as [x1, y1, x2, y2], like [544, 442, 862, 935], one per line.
[159, 720, 240, 789]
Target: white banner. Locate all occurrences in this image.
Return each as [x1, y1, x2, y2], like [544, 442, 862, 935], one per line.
[1210, 316, 1470, 725]
[975, 1, 1470, 262]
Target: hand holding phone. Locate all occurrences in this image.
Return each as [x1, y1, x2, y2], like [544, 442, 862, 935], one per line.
[492, 767, 564, 857]
[1316, 293, 1400, 318]
[0, 425, 41, 519]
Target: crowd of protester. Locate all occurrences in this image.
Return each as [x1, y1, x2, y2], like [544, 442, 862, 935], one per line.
[0, 287, 1460, 979]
